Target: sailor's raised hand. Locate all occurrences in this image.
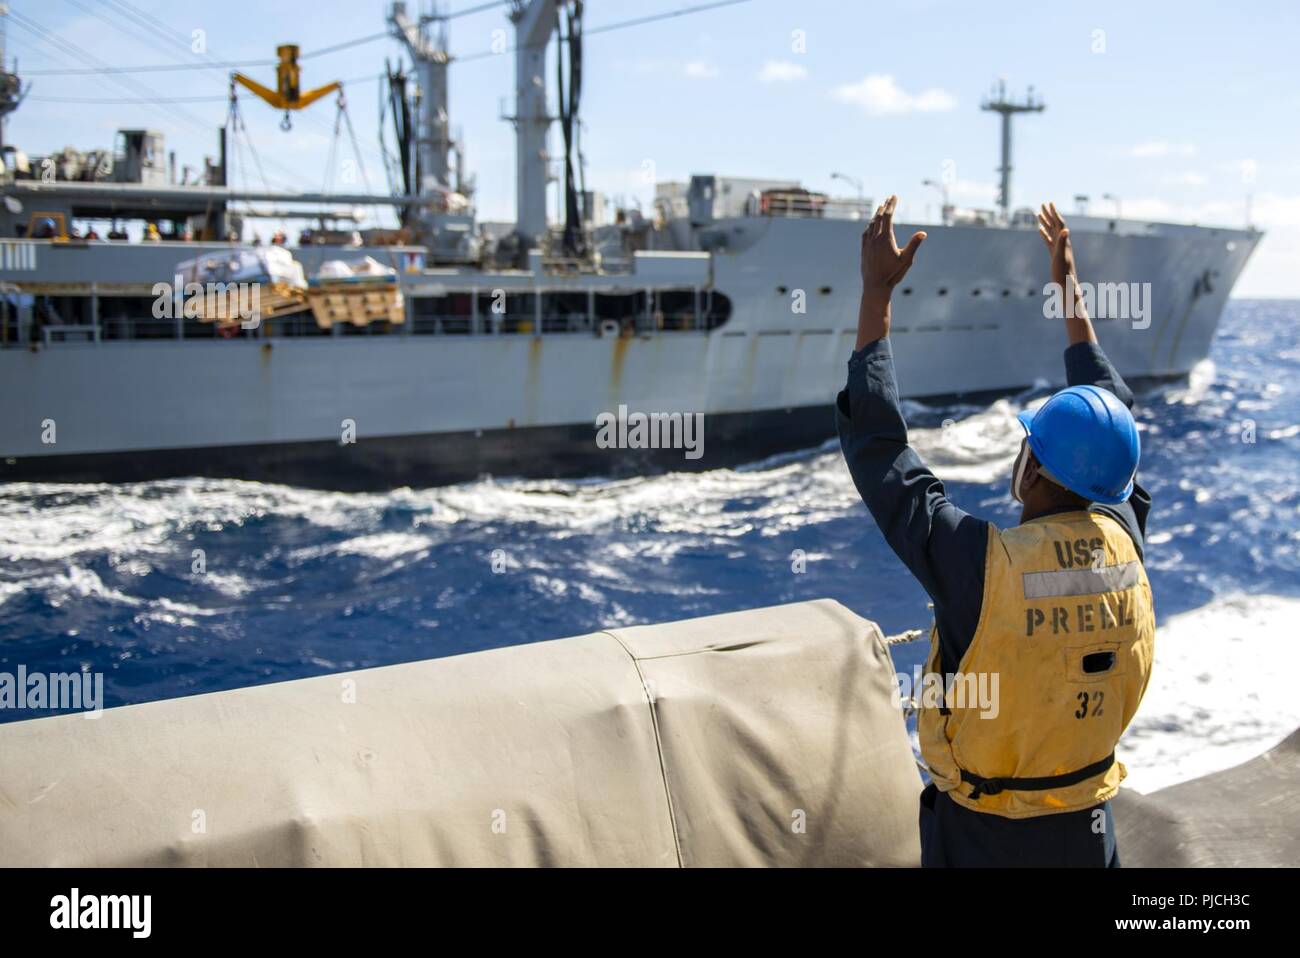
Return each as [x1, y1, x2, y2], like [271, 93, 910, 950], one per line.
[855, 195, 926, 347]
[1038, 202, 1096, 343]
[860, 195, 926, 298]
[1036, 202, 1077, 292]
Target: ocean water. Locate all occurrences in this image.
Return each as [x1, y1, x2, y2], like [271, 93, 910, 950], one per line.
[2, 300, 1297, 792]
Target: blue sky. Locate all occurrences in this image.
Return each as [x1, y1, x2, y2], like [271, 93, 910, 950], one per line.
[9, 0, 1300, 295]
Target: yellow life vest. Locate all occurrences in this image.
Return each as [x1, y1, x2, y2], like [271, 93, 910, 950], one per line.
[917, 510, 1155, 819]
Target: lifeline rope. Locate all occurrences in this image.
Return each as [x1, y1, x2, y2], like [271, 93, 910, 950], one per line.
[882, 626, 931, 776]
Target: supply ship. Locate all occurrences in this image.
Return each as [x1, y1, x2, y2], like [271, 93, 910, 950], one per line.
[0, 2, 1262, 489]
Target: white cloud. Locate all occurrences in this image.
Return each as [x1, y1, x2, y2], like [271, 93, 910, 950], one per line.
[1102, 194, 1294, 228]
[1128, 142, 1197, 159]
[1161, 171, 1208, 187]
[587, 165, 658, 193]
[1111, 192, 1300, 231]
[759, 60, 807, 83]
[946, 179, 997, 204]
[683, 60, 720, 79]
[1113, 197, 1178, 220]
[1104, 196, 1256, 226]
[1250, 192, 1300, 227]
[1234, 234, 1300, 297]
[633, 58, 720, 80]
[832, 74, 957, 115]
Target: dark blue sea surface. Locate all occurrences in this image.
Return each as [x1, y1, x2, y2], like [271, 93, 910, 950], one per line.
[2, 300, 1297, 727]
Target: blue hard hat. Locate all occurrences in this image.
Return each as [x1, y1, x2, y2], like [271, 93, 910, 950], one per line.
[1016, 385, 1140, 505]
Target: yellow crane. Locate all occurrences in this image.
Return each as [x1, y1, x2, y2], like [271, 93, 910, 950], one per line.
[231, 45, 341, 130]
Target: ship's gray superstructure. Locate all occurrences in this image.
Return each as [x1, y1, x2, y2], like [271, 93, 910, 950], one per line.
[0, 1, 1262, 489]
[0, 208, 1259, 488]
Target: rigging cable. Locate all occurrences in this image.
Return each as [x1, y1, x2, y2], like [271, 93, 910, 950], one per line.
[455, 0, 751, 62]
[9, 9, 221, 135]
[28, 0, 751, 73]
[20, 4, 385, 187]
[24, 35, 387, 75]
[62, 0, 196, 69]
[27, 74, 383, 105]
[341, 90, 379, 227]
[377, 68, 396, 199]
[556, 0, 585, 256]
[57, 0, 369, 151]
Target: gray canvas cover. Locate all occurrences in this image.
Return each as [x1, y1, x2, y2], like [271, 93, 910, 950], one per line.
[0, 598, 923, 867]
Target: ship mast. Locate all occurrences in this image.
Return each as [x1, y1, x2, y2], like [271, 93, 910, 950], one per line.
[0, 3, 26, 156]
[388, 1, 452, 194]
[507, 0, 559, 250]
[981, 79, 1043, 222]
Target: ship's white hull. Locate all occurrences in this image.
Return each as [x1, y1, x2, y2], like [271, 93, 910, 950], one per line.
[0, 218, 1260, 487]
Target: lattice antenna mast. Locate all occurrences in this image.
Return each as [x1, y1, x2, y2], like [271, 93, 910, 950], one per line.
[981, 79, 1044, 222]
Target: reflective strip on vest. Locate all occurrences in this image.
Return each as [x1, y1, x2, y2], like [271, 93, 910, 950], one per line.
[1022, 560, 1141, 600]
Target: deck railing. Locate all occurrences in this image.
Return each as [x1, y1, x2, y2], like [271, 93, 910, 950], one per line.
[0, 288, 731, 346]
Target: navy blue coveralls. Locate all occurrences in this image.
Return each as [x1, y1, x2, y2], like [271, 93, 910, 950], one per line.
[836, 337, 1151, 867]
